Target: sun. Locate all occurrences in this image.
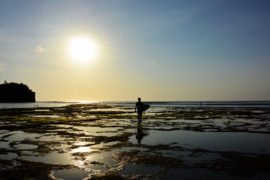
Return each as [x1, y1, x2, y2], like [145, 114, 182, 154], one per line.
[69, 37, 97, 63]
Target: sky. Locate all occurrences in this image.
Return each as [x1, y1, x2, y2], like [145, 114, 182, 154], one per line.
[0, 0, 270, 101]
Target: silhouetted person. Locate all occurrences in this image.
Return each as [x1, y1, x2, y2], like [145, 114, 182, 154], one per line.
[135, 97, 143, 125]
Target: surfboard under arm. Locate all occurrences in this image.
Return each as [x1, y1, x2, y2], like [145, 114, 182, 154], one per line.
[142, 104, 150, 111]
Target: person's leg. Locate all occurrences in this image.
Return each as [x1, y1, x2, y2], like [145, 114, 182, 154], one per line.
[138, 111, 142, 125]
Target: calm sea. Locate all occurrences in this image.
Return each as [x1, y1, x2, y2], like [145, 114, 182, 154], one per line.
[1, 101, 270, 109]
[107, 101, 270, 108]
[0, 101, 73, 109]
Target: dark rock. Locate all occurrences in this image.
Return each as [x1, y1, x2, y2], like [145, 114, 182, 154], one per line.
[0, 82, 35, 102]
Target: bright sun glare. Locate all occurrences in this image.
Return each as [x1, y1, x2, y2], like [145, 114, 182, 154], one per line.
[69, 37, 97, 63]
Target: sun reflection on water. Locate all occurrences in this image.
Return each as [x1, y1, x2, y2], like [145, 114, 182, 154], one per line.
[72, 146, 91, 153]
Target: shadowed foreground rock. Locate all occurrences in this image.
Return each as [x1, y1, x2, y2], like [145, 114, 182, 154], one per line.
[0, 82, 35, 102]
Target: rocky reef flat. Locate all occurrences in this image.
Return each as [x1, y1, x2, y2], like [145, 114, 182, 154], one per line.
[0, 103, 270, 179]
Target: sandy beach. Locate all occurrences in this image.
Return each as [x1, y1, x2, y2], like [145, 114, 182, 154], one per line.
[0, 102, 270, 179]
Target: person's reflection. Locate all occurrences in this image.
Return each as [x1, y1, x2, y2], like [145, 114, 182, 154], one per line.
[136, 125, 148, 144]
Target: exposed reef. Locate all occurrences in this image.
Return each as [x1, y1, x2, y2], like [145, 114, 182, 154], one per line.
[1, 103, 270, 179]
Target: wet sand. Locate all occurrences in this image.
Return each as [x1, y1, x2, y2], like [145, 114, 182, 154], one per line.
[0, 103, 270, 179]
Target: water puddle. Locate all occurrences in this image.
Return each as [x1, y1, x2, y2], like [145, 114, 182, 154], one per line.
[83, 150, 118, 166]
[14, 144, 37, 150]
[27, 115, 61, 118]
[0, 130, 9, 134]
[89, 108, 127, 112]
[119, 164, 159, 177]
[5, 131, 41, 142]
[37, 134, 66, 141]
[0, 141, 10, 148]
[130, 130, 270, 154]
[72, 147, 91, 153]
[74, 126, 123, 136]
[34, 109, 50, 112]
[55, 124, 74, 129]
[166, 168, 242, 180]
[53, 169, 89, 180]
[0, 153, 17, 160]
[85, 163, 108, 170]
[20, 152, 74, 165]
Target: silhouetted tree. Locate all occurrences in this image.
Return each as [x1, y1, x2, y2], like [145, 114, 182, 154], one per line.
[0, 82, 35, 102]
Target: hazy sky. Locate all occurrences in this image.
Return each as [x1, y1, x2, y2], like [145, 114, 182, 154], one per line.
[0, 0, 270, 101]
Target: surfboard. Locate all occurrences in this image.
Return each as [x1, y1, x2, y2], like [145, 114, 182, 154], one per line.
[142, 103, 150, 111]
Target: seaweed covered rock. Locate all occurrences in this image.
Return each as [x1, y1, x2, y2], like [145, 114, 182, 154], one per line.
[0, 82, 35, 102]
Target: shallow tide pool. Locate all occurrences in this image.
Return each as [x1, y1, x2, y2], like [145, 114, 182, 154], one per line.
[130, 129, 270, 154]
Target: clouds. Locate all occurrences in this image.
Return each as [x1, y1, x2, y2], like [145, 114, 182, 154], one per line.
[35, 45, 46, 53]
[0, 61, 5, 72]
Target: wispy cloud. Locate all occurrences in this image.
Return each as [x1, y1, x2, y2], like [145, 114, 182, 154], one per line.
[35, 45, 46, 53]
[0, 61, 5, 72]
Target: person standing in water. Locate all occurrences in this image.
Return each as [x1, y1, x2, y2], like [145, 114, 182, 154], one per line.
[135, 97, 144, 125]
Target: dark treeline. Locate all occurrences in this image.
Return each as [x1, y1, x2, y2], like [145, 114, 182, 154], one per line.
[0, 81, 35, 102]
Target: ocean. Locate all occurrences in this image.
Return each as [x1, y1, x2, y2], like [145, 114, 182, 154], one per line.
[1, 101, 270, 109]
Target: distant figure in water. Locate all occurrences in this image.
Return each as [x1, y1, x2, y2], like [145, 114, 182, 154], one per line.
[135, 97, 143, 125]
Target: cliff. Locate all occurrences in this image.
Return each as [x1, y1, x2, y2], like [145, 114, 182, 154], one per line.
[0, 82, 36, 102]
